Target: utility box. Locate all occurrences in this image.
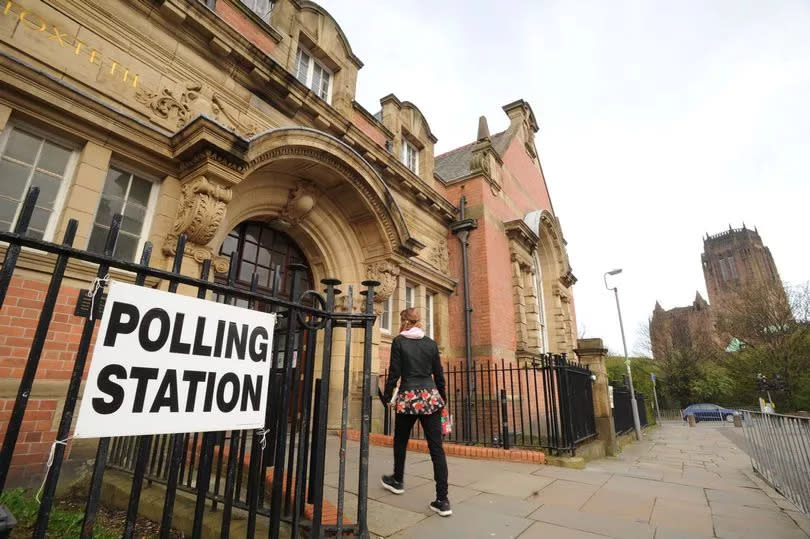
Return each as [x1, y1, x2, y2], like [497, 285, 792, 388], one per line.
[687, 414, 696, 427]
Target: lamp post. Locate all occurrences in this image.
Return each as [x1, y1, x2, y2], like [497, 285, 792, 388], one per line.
[604, 269, 642, 440]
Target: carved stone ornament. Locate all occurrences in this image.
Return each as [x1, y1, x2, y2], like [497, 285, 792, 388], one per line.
[137, 82, 262, 137]
[163, 176, 233, 259]
[136, 82, 201, 129]
[427, 239, 450, 273]
[365, 261, 400, 302]
[211, 94, 258, 138]
[280, 181, 318, 226]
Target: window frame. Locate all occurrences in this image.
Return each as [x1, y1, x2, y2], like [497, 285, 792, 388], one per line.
[294, 45, 333, 104]
[401, 138, 419, 174]
[0, 123, 78, 241]
[425, 291, 434, 339]
[238, 0, 274, 21]
[380, 294, 393, 334]
[88, 163, 159, 262]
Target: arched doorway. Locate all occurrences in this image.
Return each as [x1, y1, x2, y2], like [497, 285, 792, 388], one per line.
[216, 220, 314, 369]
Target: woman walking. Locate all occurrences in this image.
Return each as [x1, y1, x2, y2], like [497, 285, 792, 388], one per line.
[381, 308, 451, 516]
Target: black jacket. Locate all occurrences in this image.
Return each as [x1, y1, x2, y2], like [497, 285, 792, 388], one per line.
[383, 334, 446, 404]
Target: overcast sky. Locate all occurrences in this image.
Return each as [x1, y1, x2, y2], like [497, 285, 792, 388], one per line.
[320, 0, 810, 354]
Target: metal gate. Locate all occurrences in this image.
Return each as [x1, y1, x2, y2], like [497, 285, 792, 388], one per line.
[0, 186, 376, 538]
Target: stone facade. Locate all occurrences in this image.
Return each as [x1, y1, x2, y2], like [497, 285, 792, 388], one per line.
[650, 293, 714, 359]
[0, 0, 577, 482]
[702, 225, 783, 309]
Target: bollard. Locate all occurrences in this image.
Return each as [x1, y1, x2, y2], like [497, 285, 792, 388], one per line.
[687, 414, 696, 427]
[733, 414, 742, 428]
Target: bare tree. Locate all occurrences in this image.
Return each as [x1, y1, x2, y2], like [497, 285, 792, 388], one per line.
[632, 317, 653, 358]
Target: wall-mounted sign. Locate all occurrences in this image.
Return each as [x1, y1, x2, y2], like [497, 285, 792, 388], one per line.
[74, 282, 276, 438]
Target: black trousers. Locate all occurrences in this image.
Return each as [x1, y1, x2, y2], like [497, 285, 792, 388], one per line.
[393, 411, 448, 500]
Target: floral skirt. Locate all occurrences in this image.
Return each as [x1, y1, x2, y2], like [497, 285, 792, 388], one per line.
[395, 388, 445, 415]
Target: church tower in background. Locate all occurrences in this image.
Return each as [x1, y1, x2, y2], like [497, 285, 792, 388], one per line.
[701, 225, 782, 307]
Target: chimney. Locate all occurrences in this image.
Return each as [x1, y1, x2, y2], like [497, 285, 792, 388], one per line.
[477, 115, 490, 141]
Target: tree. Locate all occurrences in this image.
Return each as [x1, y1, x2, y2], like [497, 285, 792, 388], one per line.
[632, 318, 653, 358]
[715, 281, 810, 411]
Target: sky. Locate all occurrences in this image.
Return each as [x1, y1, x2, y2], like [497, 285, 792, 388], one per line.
[319, 0, 810, 355]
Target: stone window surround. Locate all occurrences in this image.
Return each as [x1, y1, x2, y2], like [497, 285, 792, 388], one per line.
[505, 219, 546, 358]
[0, 122, 80, 241]
[295, 43, 333, 104]
[87, 163, 161, 263]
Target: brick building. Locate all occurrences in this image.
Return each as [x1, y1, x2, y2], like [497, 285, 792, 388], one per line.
[0, 0, 577, 484]
[651, 225, 782, 358]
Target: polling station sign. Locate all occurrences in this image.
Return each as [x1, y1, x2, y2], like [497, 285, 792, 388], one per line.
[74, 282, 276, 438]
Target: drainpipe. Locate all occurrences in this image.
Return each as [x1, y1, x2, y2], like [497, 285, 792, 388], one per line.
[450, 195, 477, 443]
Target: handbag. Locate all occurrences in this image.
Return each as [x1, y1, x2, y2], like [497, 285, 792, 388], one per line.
[440, 407, 452, 435]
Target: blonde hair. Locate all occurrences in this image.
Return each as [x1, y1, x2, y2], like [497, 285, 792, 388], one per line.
[399, 307, 423, 332]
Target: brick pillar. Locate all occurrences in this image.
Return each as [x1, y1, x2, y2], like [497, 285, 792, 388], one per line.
[574, 338, 617, 456]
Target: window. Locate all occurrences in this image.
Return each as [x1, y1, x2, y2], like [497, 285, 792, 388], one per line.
[239, 0, 273, 20]
[425, 292, 434, 339]
[718, 258, 729, 281]
[728, 255, 738, 279]
[380, 295, 392, 333]
[0, 126, 75, 239]
[401, 139, 418, 174]
[295, 46, 332, 102]
[88, 166, 157, 261]
[405, 284, 414, 309]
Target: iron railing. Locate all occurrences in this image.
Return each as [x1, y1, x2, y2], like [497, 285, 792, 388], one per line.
[0, 186, 376, 538]
[382, 354, 597, 456]
[611, 383, 649, 434]
[742, 411, 810, 515]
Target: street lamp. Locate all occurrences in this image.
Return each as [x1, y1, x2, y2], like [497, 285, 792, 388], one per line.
[604, 269, 643, 440]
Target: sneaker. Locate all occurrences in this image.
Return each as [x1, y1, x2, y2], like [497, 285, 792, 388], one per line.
[429, 499, 452, 517]
[381, 475, 404, 494]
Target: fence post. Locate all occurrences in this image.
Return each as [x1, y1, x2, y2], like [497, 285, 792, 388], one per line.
[574, 338, 618, 456]
[500, 389, 510, 450]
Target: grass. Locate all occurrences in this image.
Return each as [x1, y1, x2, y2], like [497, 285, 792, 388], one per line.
[0, 488, 142, 538]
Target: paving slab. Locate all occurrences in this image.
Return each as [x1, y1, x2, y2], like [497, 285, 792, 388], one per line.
[526, 479, 600, 509]
[528, 505, 655, 539]
[463, 492, 543, 518]
[531, 465, 613, 486]
[649, 497, 714, 537]
[517, 521, 609, 538]
[390, 502, 532, 538]
[467, 469, 555, 498]
[580, 487, 656, 524]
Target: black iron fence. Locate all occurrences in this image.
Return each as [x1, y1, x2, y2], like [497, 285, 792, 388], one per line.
[611, 382, 649, 434]
[382, 354, 597, 456]
[0, 186, 376, 538]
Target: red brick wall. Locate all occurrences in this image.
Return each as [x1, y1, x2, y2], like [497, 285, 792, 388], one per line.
[215, 1, 277, 57]
[0, 275, 99, 484]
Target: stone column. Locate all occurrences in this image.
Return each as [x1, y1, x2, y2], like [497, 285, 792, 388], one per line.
[574, 338, 618, 456]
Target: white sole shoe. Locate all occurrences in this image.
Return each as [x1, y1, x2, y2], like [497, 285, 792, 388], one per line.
[430, 504, 452, 517]
[381, 478, 404, 494]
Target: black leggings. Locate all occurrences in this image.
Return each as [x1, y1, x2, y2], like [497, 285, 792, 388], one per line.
[393, 411, 448, 500]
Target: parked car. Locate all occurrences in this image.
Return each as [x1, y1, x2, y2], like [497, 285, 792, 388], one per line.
[682, 403, 740, 422]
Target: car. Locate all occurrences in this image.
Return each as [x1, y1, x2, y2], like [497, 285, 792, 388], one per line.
[682, 403, 740, 422]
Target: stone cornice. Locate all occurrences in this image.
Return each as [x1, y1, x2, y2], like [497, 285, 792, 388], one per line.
[504, 219, 539, 250]
[351, 100, 394, 139]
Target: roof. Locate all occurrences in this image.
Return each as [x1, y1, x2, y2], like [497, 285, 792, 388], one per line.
[434, 130, 511, 181]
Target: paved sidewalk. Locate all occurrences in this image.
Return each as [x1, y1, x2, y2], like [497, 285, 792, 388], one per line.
[324, 422, 810, 538]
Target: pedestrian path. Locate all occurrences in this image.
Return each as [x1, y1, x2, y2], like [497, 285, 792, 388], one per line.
[326, 422, 810, 538]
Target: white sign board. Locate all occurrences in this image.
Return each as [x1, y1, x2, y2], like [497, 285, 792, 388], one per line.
[74, 282, 276, 438]
[608, 385, 614, 409]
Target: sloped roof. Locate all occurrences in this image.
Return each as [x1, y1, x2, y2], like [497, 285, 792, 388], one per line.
[434, 130, 511, 182]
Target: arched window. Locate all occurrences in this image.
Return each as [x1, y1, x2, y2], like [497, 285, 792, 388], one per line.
[217, 221, 313, 369]
[217, 221, 313, 300]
